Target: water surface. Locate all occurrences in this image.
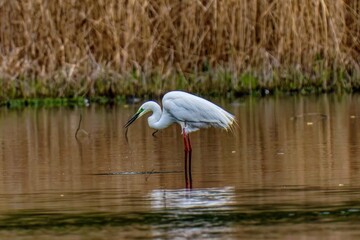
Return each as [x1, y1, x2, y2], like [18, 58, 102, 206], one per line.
[1, 94, 360, 239]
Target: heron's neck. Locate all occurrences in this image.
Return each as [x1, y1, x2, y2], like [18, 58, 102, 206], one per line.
[147, 102, 163, 129]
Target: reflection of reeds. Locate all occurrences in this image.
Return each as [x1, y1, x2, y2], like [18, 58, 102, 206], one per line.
[1, 95, 360, 209]
[0, 0, 359, 97]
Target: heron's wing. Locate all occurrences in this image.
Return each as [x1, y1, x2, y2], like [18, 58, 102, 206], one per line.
[162, 91, 234, 130]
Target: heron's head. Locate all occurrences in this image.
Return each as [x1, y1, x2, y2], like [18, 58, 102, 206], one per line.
[124, 102, 153, 128]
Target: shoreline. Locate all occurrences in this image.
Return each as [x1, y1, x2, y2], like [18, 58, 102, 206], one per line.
[1, 67, 359, 108]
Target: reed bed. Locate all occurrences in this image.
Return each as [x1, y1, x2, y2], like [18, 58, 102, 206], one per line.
[0, 0, 359, 99]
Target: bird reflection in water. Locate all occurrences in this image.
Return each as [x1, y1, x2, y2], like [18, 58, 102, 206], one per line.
[150, 186, 235, 209]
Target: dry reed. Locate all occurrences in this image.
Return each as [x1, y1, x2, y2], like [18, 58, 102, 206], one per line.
[0, 0, 359, 98]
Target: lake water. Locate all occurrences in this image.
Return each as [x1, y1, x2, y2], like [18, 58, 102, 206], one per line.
[1, 94, 360, 239]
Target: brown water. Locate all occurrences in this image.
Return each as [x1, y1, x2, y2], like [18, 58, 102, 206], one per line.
[1, 94, 360, 239]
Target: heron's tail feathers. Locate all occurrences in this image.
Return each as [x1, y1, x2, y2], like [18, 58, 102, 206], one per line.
[221, 112, 237, 134]
[182, 109, 237, 134]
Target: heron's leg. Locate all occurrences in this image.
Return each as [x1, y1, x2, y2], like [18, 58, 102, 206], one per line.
[187, 134, 192, 152]
[184, 146, 193, 189]
[185, 148, 189, 188]
[186, 134, 192, 188]
[188, 149, 192, 189]
[183, 128, 192, 188]
[182, 128, 189, 152]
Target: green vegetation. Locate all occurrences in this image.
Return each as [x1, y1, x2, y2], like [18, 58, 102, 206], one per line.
[0, 0, 359, 102]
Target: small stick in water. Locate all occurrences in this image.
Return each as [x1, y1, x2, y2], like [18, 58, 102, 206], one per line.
[75, 114, 89, 140]
[145, 169, 155, 181]
[125, 127, 129, 143]
[75, 114, 82, 140]
[152, 130, 159, 137]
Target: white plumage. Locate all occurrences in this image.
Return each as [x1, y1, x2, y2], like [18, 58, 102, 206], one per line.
[161, 91, 235, 133]
[124, 91, 235, 134]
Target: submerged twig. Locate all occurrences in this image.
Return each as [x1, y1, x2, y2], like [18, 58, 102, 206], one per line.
[75, 114, 82, 140]
[75, 114, 89, 140]
[125, 127, 129, 143]
[145, 169, 155, 181]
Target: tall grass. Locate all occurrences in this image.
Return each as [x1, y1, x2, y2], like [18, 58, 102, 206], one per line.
[0, 0, 359, 98]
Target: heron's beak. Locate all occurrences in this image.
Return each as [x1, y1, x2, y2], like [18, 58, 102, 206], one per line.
[124, 111, 141, 128]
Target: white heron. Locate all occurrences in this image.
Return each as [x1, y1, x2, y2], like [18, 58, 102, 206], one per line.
[124, 91, 235, 152]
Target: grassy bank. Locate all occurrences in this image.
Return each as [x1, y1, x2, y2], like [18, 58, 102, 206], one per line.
[0, 0, 359, 100]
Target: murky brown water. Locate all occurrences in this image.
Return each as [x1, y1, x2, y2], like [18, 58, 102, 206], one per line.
[1, 94, 360, 239]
